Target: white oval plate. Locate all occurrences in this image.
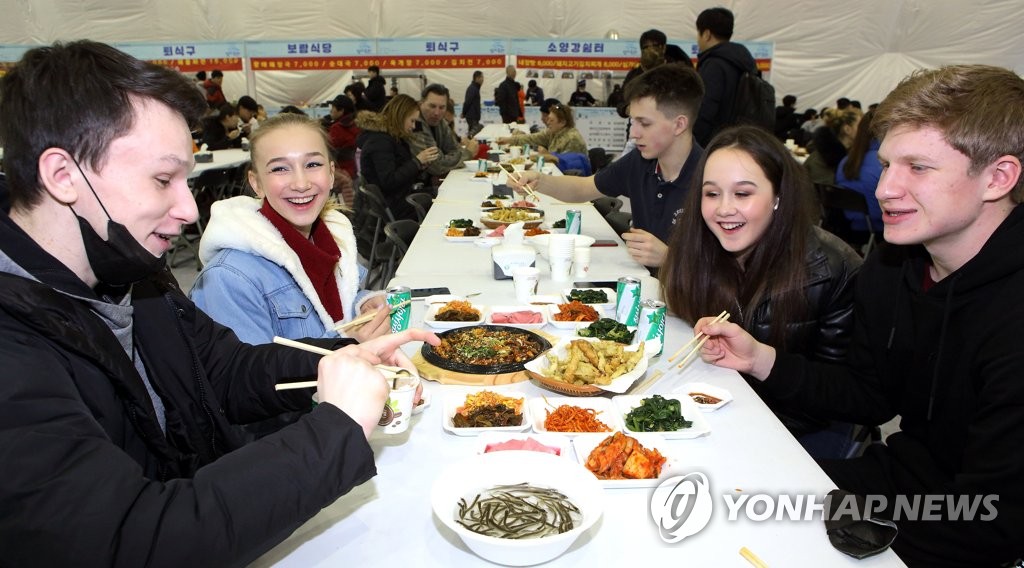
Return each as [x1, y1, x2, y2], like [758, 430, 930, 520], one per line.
[442, 390, 531, 436]
[423, 303, 486, 329]
[528, 396, 622, 435]
[486, 305, 548, 330]
[612, 394, 712, 439]
[677, 382, 734, 411]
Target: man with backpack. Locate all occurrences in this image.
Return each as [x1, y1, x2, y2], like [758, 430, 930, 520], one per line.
[693, 7, 760, 146]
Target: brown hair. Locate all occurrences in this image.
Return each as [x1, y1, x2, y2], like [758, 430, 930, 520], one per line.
[873, 64, 1024, 202]
[660, 125, 816, 348]
[623, 63, 704, 122]
[547, 102, 575, 128]
[378, 94, 420, 139]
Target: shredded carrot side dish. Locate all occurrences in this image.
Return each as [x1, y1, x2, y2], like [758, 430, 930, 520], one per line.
[544, 405, 612, 432]
[552, 301, 599, 322]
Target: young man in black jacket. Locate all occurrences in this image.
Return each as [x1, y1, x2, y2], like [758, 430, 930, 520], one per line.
[694, 65, 1024, 568]
[694, 7, 757, 147]
[0, 40, 437, 567]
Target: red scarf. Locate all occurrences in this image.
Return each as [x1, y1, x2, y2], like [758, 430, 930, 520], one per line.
[259, 200, 344, 322]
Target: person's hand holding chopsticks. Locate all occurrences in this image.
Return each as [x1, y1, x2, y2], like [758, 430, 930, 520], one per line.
[692, 315, 777, 380]
[315, 329, 441, 439]
[343, 300, 392, 342]
[505, 168, 542, 201]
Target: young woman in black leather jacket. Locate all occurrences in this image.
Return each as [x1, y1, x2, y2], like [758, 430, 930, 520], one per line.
[660, 125, 863, 458]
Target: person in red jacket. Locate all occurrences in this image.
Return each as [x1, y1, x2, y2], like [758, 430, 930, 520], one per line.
[327, 94, 361, 204]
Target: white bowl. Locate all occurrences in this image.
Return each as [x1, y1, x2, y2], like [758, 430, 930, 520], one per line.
[431, 450, 604, 566]
[526, 234, 595, 258]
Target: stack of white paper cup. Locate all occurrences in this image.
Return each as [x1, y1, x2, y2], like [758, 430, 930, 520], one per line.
[548, 234, 576, 281]
[573, 246, 591, 278]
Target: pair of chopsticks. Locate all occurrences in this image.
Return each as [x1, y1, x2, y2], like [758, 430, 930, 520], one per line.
[740, 547, 769, 568]
[334, 300, 411, 332]
[667, 310, 732, 372]
[271, 336, 412, 390]
[500, 164, 542, 202]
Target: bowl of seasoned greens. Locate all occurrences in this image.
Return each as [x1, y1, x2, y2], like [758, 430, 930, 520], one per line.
[576, 318, 636, 344]
[432, 450, 604, 566]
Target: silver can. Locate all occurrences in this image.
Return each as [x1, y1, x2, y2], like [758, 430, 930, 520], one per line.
[615, 276, 642, 326]
[636, 299, 666, 356]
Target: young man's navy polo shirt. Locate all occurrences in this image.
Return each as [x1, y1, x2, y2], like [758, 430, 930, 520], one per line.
[593, 143, 704, 243]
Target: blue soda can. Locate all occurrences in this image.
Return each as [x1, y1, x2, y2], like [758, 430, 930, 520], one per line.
[615, 276, 642, 326]
[565, 209, 582, 235]
[477, 159, 486, 172]
[637, 299, 666, 356]
[386, 286, 412, 333]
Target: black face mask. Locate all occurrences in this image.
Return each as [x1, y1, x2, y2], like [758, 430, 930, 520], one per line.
[72, 160, 167, 286]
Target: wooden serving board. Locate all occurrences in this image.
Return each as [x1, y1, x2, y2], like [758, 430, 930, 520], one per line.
[412, 350, 528, 385]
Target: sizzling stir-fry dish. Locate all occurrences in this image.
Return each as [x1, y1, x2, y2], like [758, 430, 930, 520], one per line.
[434, 327, 546, 367]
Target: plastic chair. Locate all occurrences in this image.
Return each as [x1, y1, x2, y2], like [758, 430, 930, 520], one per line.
[590, 196, 623, 218]
[379, 219, 420, 286]
[816, 183, 877, 256]
[405, 192, 433, 223]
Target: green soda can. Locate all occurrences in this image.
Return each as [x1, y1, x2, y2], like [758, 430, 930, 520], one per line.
[386, 285, 412, 333]
[637, 299, 666, 356]
[565, 209, 582, 235]
[615, 276, 642, 326]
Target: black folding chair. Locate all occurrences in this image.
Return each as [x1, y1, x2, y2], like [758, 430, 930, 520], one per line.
[815, 183, 877, 256]
[590, 196, 623, 218]
[379, 219, 420, 286]
[405, 192, 433, 223]
[357, 183, 397, 288]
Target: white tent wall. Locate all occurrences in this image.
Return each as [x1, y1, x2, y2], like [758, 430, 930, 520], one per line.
[1, 0, 1023, 113]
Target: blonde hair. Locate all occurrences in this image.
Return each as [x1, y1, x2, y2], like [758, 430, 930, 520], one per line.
[247, 113, 349, 213]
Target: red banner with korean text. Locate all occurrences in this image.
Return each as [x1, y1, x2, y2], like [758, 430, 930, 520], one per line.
[515, 56, 637, 72]
[250, 55, 506, 71]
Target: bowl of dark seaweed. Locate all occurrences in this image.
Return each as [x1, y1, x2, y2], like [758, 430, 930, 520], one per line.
[431, 450, 604, 565]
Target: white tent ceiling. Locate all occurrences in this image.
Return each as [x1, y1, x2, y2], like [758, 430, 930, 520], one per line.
[2, 0, 1022, 112]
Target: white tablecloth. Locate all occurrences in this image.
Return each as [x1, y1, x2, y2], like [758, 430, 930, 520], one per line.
[474, 123, 531, 141]
[252, 170, 906, 568]
[189, 148, 251, 178]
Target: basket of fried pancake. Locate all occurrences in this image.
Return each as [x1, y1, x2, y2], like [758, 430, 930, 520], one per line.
[524, 337, 648, 396]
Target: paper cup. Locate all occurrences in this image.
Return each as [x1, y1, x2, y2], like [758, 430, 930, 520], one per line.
[550, 256, 573, 282]
[573, 246, 591, 278]
[512, 266, 541, 303]
[509, 146, 522, 159]
[379, 374, 420, 434]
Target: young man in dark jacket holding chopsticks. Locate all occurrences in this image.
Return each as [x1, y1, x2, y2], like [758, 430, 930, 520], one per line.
[693, 65, 1024, 567]
[0, 40, 437, 567]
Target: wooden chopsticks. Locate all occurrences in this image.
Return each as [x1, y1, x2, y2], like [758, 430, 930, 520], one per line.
[334, 300, 411, 332]
[500, 163, 542, 202]
[270, 336, 412, 390]
[668, 310, 732, 373]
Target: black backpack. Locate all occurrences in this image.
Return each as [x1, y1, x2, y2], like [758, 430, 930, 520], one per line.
[725, 59, 776, 132]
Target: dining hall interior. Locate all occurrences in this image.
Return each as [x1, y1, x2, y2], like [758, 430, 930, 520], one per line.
[1, 1, 1023, 567]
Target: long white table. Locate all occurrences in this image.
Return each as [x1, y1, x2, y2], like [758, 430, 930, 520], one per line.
[252, 173, 907, 567]
[189, 148, 251, 179]
[397, 169, 647, 280]
[474, 123, 531, 141]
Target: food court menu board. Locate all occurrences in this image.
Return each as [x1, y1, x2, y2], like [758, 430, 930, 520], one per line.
[573, 108, 628, 153]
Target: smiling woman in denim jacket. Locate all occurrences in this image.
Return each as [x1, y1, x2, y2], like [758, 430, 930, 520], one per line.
[191, 113, 390, 344]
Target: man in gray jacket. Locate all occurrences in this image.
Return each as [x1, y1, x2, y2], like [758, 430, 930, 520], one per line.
[409, 83, 479, 183]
